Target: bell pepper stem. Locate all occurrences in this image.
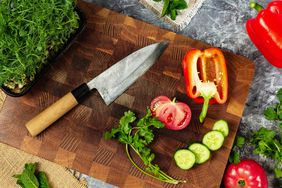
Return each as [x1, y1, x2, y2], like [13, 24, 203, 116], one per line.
[249, 1, 264, 12]
[199, 97, 210, 123]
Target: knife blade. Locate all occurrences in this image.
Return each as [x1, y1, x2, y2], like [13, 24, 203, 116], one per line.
[25, 41, 169, 136]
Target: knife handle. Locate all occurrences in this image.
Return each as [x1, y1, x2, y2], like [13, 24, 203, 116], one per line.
[25, 83, 90, 137]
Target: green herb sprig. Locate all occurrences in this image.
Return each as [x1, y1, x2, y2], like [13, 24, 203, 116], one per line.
[251, 127, 282, 178]
[249, 88, 282, 178]
[104, 110, 186, 184]
[0, 0, 79, 91]
[13, 163, 50, 188]
[228, 136, 245, 164]
[264, 88, 282, 128]
[153, 0, 188, 20]
[228, 88, 282, 178]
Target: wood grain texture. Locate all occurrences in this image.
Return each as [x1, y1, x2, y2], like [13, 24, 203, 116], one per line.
[0, 1, 255, 188]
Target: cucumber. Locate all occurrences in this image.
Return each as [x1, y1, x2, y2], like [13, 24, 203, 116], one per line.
[212, 120, 229, 137]
[188, 143, 211, 164]
[202, 131, 225, 151]
[174, 149, 195, 170]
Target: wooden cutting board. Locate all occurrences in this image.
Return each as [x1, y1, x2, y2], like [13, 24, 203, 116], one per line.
[0, 1, 255, 187]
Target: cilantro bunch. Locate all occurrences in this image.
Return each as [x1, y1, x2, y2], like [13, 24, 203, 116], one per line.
[13, 163, 49, 188]
[0, 0, 79, 92]
[153, 0, 188, 20]
[105, 110, 186, 184]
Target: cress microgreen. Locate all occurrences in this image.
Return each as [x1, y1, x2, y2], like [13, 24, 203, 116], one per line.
[153, 0, 188, 20]
[104, 109, 186, 184]
[0, 0, 79, 92]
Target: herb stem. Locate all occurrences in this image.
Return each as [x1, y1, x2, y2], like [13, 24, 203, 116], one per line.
[125, 144, 182, 184]
[129, 145, 171, 181]
[128, 134, 185, 182]
[273, 142, 281, 153]
[262, 142, 272, 151]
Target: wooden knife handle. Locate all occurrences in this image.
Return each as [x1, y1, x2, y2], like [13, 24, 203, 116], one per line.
[25, 83, 90, 137]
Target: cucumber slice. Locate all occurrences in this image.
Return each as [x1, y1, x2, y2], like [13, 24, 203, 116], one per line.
[212, 120, 229, 137]
[202, 131, 225, 151]
[188, 143, 211, 164]
[174, 149, 195, 170]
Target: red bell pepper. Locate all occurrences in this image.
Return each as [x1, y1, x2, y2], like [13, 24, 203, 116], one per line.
[224, 159, 268, 188]
[182, 48, 228, 123]
[246, 1, 282, 68]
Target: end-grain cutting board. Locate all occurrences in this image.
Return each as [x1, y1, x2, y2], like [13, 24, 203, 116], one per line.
[0, 1, 255, 187]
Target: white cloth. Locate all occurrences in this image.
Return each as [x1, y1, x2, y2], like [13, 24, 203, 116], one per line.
[139, 0, 205, 31]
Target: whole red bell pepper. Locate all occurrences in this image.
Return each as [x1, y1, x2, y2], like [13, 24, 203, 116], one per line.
[246, 1, 282, 68]
[224, 159, 268, 188]
[182, 48, 228, 123]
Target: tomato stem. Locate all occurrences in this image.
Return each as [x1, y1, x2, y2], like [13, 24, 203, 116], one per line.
[199, 97, 210, 123]
[238, 179, 246, 187]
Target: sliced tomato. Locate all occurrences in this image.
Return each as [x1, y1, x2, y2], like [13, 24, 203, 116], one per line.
[150, 96, 171, 115]
[150, 96, 192, 130]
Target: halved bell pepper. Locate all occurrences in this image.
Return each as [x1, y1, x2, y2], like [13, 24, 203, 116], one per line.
[182, 48, 228, 123]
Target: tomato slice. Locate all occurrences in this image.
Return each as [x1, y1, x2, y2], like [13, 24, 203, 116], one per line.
[150, 96, 192, 130]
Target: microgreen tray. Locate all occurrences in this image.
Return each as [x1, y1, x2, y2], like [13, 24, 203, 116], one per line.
[1, 8, 86, 97]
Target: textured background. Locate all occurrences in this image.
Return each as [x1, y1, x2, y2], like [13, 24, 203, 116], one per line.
[85, 0, 282, 187]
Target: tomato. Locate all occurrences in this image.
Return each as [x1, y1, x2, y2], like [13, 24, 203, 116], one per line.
[150, 96, 191, 130]
[224, 159, 268, 188]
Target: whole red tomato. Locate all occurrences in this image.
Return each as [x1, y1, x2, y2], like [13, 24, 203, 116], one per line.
[150, 96, 191, 130]
[224, 159, 268, 188]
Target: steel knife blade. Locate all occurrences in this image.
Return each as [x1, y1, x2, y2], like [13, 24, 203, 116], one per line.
[25, 41, 169, 136]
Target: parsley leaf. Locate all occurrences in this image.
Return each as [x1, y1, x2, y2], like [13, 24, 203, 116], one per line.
[264, 107, 278, 120]
[275, 168, 282, 178]
[232, 151, 240, 164]
[229, 136, 245, 164]
[277, 89, 282, 103]
[264, 88, 282, 122]
[235, 136, 245, 148]
[104, 109, 185, 184]
[251, 127, 282, 179]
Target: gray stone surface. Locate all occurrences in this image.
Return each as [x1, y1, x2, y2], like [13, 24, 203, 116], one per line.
[82, 0, 282, 187]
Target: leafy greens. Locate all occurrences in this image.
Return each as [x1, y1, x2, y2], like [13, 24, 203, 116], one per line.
[153, 0, 188, 20]
[264, 88, 282, 124]
[13, 163, 50, 188]
[229, 89, 282, 178]
[251, 127, 282, 178]
[104, 110, 186, 184]
[0, 0, 79, 92]
[228, 136, 245, 164]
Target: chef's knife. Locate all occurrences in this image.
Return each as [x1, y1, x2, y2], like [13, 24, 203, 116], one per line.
[25, 41, 169, 137]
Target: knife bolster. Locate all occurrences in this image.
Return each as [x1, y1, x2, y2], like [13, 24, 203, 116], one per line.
[71, 83, 90, 102]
